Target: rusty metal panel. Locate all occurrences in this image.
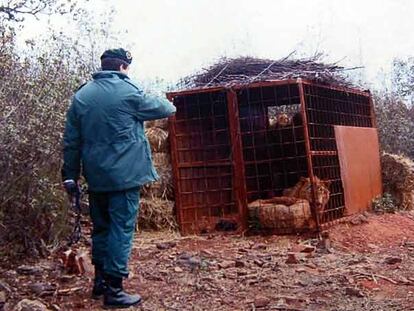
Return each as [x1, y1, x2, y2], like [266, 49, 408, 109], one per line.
[334, 126, 382, 215]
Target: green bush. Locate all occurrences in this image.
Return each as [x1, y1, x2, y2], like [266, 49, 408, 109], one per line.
[0, 4, 120, 257]
[374, 92, 414, 159]
[0, 32, 85, 258]
[371, 193, 398, 214]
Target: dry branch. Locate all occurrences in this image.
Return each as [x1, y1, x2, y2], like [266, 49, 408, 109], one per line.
[179, 54, 360, 89]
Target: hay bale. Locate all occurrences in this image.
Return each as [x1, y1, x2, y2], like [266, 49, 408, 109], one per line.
[145, 118, 169, 130]
[381, 153, 414, 210]
[142, 152, 174, 200]
[141, 170, 173, 200]
[152, 152, 171, 168]
[141, 177, 173, 200]
[145, 127, 169, 153]
[248, 197, 315, 230]
[138, 198, 177, 230]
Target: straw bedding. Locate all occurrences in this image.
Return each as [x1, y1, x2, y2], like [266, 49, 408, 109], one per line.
[145, 126, 169, 153]
[145, 118, 169, 131]
[141, 152, 174, 200]
[139, 120, 177, 230]
[138, 197, 177, 230]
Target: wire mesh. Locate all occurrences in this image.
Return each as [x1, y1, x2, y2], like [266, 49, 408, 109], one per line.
[303, 83, 373, 224]
[171, 91, 238, 234]
[237, 84, 308, 202]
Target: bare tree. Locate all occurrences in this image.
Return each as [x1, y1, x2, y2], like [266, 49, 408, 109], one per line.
[0, 0, 76, 21]
[392, 57, 414, 106]
[374, 91, 414, 159]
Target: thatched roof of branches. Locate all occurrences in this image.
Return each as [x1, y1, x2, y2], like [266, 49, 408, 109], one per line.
[179, 53, 361, 89]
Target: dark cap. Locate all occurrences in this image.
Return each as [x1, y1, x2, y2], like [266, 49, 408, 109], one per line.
[100, 48, 132, 64]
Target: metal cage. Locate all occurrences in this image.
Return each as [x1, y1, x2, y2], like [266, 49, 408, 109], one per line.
[167, 79, 382, 234]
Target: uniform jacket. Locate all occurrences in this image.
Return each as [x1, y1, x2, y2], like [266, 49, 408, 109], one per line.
[62, 71, 176, 192]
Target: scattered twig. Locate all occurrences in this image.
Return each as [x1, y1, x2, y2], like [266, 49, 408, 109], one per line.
[57, 287, 83, 296]
[204, 63, 230, 88]
[355, 272, 398, 284]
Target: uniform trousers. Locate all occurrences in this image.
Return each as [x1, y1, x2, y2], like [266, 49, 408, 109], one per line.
[89, 188, 140, 278]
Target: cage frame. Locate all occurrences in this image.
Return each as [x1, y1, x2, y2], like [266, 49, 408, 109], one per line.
[167, 78, 378, 234]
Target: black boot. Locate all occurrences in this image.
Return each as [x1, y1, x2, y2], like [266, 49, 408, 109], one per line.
[91, 266, 106, 299]
[103, 274, 142, 309]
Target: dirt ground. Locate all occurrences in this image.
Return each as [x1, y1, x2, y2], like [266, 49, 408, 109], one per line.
[2, 212, 414, 311]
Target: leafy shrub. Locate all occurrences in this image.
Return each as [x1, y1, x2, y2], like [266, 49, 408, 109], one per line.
[0, 6, 121, 258]
[374, 92, 414, 159]
[371, 193, 398, 214]
[0, 32, 85, 258]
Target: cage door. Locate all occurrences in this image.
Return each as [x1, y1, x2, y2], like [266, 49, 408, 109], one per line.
[334, 126, 382, 215]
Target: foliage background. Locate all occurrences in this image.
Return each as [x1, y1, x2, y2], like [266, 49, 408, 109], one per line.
[374, 92, 414, 159]
[0, 1, 122, 258]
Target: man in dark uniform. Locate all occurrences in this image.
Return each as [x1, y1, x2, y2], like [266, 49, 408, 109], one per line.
[62, 48, 176, 308]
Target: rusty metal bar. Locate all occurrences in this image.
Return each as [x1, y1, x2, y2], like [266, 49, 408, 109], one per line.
[298, 79, 321, 231]
[167, 79, 370, 101]
[226, 89, 248, 231]
[300, 79, 371, 97]
[166, 95, 183, 230]
[310, 151, 338, 156]
[167, 86, 226, 98]
[177, 160, 232, 168]
[232, 79, 299, 91]
[167, 80, 298, 99]
[233, 79, 369, 98]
